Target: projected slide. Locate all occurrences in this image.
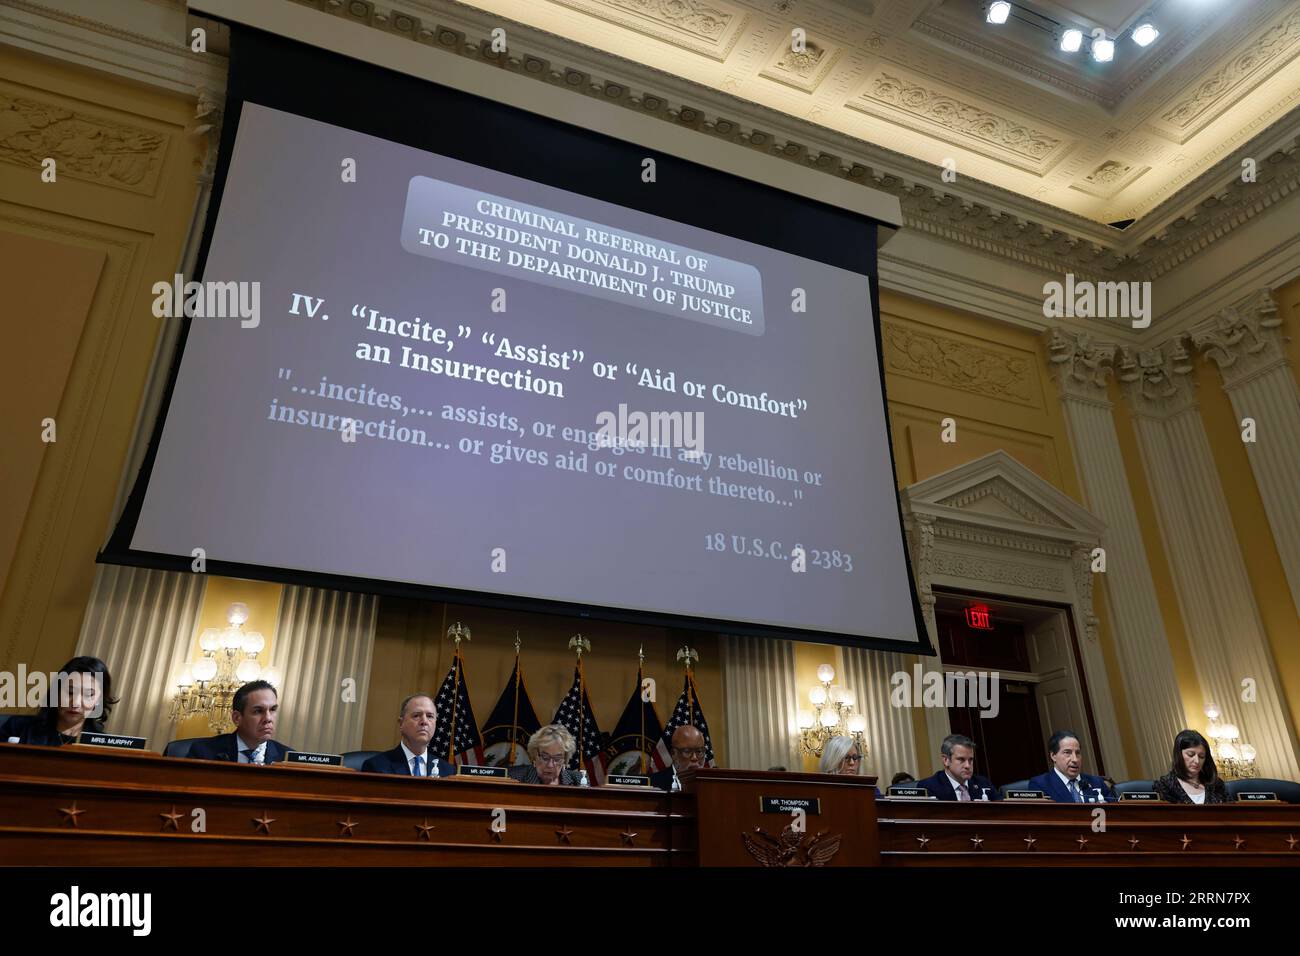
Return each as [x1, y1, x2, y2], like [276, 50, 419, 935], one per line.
[129, 103, 919, 645]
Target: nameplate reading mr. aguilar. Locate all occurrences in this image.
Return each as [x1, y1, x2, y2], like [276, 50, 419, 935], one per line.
[760, 796, 820, 814]
[78, 732, 147, 750]
[285, 751, 343, 767]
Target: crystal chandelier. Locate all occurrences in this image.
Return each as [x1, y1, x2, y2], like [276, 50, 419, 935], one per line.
[171, 603, 280, 733]
[797, 663, 867, 757]
[1204, 703, 1257, 780]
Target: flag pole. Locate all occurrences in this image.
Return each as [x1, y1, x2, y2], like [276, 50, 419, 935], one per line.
[447, 622, 470, 763]
[568, 634, 590, 772]
[509, 632, 521, 765]
[638, 644, 646, 776]
[677, 645, 699, 726]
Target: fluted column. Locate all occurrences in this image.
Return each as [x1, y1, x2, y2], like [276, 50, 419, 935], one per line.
[838, 645, 918, 783]
[1119, 341, 1300, 779]
[1191, 290, 1300, 618]
[720, 635, 800, 770]
[1046, 331, 1185, 776]
[272, 585, 378, 754]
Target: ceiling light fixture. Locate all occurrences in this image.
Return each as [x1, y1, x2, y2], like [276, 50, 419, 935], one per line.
[1060, 29, 1082, 53]
[987, 2, 1011, 25]
[1131, 23, 1159, 46]
[1091, 35, 1115, 62]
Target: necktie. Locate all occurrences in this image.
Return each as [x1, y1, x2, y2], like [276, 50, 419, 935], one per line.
[412, 754, 424, 777]
[241, 747, 264, 765]
[956, 783, 970, 801]
[1070, 779, 1082, 803]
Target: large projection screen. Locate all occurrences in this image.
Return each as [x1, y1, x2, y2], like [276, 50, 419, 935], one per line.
[102, 26, 928, 652]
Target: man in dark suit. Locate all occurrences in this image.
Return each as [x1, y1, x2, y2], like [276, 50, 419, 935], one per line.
[918, 733, 1000, 801]
[361, 693, 456, 777]
[186, 680, 293, 764]
[651, 724, 708, 791]
[1026, 730, 1116, 802]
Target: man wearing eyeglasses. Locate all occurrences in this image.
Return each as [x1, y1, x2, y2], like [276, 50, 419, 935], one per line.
[651, 724, 708, 791]
[361, 693, 458, 777]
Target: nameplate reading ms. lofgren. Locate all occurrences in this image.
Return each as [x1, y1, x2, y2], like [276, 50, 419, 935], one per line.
[760, 796, 821, 814]
[285, 751, 343, 766]
[78, 732, 147, 750]
[608, 774, 651, 787]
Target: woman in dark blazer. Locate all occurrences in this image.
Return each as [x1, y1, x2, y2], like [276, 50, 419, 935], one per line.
[1152, 729, 1231, 804]
[2, 656, 117, 747]
[506, 723, 585, 786]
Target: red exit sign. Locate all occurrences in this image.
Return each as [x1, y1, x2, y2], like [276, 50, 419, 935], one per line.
[964, 604, 994, 630]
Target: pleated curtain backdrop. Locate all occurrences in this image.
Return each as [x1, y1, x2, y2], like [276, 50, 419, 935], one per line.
[74, 565, 207, 749]
[839, 646, 919, 785]
[720, 634, 800, 771]
[271, 585, 377, 755]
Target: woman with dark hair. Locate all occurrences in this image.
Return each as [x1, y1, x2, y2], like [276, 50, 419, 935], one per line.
[2, 656, 118, 746]
[1152, 729, 1231, 804]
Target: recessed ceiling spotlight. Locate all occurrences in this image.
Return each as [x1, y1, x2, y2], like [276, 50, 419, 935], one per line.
[1060, 29, 1083, 53]
[1132, 23, 1159, 46]
[1092, 36, 1115, 62]
[987, 2, 1011, 25]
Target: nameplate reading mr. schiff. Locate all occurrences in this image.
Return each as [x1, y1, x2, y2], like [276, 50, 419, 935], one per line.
[285, 751, 343, 767]
[459, 764, 508, 778]
[78, 732, 147, 750]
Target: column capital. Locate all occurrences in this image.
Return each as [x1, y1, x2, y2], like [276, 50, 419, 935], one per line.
[1116, 336, 1197, 419]
[191, 85, 225, 187]
[1190, 289, 1287, 389]
[1046, 329, 1117, 405]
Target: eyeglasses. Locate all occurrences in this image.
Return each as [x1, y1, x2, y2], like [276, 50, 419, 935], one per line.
[536, 752, 567, 765]
[674, 748, 706, 759]
[843, 754, 863, 763]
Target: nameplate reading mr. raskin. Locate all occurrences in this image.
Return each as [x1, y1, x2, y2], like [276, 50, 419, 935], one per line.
[285, 751, 343, 766]
[760, 796, 821, 815]
[460, 764, 508, 778]
[78, 732, 147, 750]
[1119, 791, 1162, 801]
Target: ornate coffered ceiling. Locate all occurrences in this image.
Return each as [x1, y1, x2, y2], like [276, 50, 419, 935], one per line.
[445, 0, 1300, 229]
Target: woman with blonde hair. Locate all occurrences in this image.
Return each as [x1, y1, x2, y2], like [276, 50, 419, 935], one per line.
[507, 723, 585, 786]
[818, 735, 863, 776]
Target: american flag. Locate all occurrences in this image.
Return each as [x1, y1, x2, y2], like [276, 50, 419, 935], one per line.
[431, 647, 485, 766]
[601, 664, 672, 782]
[663, 671, 715, 766]
[552, 662, 606, 780]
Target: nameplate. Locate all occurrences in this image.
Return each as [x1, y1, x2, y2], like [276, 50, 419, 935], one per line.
[77, 732, 147, 750]
[1119, 790, 1162, 801]
[1004, 789, 1047, 801]
[607, 774, 650, 787]
[760, 796, 821, 814]
[887, 787, 935, 799]
[284, 750, 342, 767]
[459, 764, 508, 778]
[1236, 791, 1279, 802]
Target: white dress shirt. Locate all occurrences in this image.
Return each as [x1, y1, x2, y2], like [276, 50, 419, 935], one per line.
[400, 740, 429, 776]
[236, 736, 266, 764]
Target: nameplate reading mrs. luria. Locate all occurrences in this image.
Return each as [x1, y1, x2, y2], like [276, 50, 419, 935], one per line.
[760, 796, 820, 814]
[77, 732, 147, 750]
[1004, 789, 1047, 801]
[285, 751, 343, 767]
[1119, 791, 1162, 801]
[1237, 791, 1279, 802]
[459, 764, 508, 778]
[607, 774, 650, 787]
